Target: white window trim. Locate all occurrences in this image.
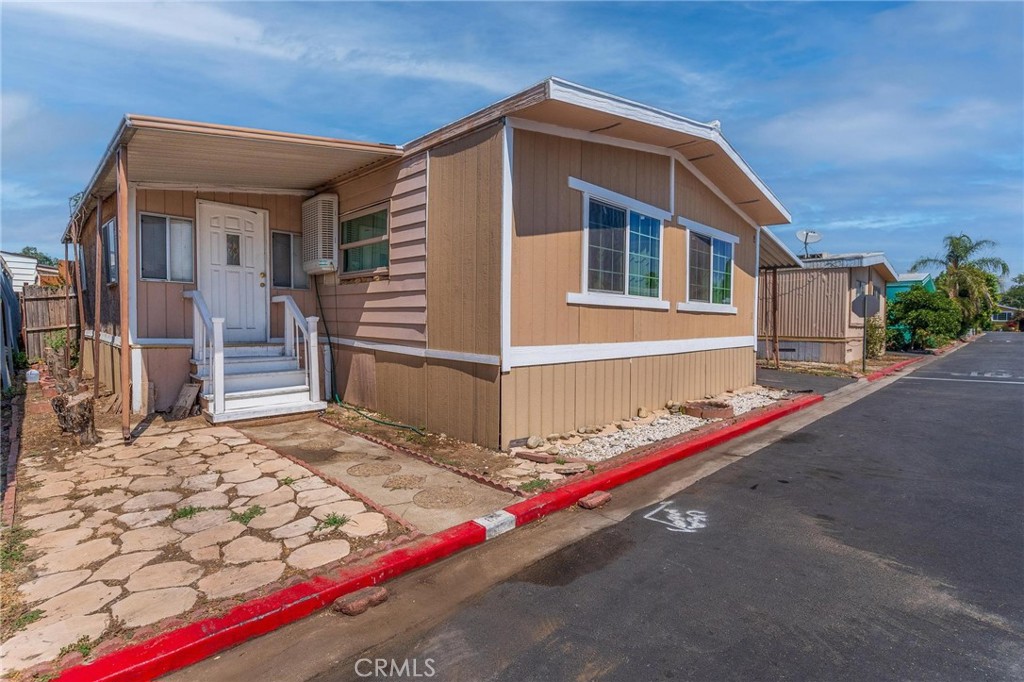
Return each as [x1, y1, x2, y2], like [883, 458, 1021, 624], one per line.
[270, 230, 308, 290]
[138, 212, 195, 283]
[680, 217, 738, 314]
[569, 177, 670, 310]
[339, 202, 390, 275]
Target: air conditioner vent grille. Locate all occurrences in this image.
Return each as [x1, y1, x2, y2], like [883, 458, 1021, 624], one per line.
[301, 193, 338, 274]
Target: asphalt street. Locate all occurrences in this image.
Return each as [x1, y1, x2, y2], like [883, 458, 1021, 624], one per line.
[328, 334, 1024, 681]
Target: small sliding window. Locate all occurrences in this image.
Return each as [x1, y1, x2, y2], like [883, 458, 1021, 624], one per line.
[139, 213, 194, 282]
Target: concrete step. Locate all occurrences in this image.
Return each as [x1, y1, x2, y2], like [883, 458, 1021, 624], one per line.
[201, 384, 314, 412]
[191, 368, 308, 394]
[202, 399, 328, 424]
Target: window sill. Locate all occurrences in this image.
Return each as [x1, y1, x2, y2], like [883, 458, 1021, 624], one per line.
[567, 292, 670, 311]
[677, 301, 737, 315]
[337, 268, 389, 282]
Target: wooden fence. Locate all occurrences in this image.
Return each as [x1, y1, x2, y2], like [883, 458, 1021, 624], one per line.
[21, 285, 78, 360]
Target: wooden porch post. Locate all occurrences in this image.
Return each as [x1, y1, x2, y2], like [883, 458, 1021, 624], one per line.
[63, 241, 71, 367]
[93, 197, 103, 400]
[72, 221, 87, 362]
[772, 268, 780, 369]
[116, 145, 131, 441]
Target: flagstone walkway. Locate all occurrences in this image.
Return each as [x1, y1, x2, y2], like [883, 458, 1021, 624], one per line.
[2, 420, 400, 674]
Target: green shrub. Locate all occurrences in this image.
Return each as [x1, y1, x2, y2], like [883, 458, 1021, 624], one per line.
[887, 286, 961, 350]
[865, 315, 886, 358]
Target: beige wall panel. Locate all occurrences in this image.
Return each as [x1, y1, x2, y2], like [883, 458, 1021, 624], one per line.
[759, 268, 849, 342]
[375, 351, 427, 427]
[424, 359, 500, 447]
[330, 346, 378, 409]
[140, 346, 192, 412]
[500, 348, 756, 446]
[425, 124, 503, 356]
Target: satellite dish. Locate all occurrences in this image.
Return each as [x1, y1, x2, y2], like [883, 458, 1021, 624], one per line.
[796, 230, 822, 257]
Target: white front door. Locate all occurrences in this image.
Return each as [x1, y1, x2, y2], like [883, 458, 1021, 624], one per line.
[197, 201, 269, 343]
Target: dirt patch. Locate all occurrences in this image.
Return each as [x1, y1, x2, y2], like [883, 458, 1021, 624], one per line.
[412, 487, 475, 510]
[758, 353, 916, 378]
[322, 405, 515, 481]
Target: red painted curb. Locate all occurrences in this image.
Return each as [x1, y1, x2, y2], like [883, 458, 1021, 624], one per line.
[55, 393, 823, 682]
[57, 522, 485, 682]
[865, 357, 923, 382]
[505, 393, 823, 525]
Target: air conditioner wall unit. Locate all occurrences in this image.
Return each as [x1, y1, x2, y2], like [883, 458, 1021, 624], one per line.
[302, 193, 338, 274]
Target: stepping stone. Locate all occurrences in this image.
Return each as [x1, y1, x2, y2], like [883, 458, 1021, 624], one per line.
[234, 477, 279, 497]
[80, 510, 118, 528]
[121, 491, 183, 512]
[249, 485, 294, 508]
[284, 535, 310, 549]
[35, 582, 122, 621]
[257, 459, 291, 474]
[222, 437, 250, 446]
[125, 465, 168, 476]
[342, 512, 389, 538]
[172, 509, 232, 534]
[186, 435, 218, 448]
[118, 508, 172, 529]
[111, 587, 198, 628]
[74, 490, 135, 511]
[230, 497, 251, 509]
[222, 536, 282, 564]
[220, 466, 261, 484]
[179, 491, 230, 509]
[32, 470, 77, 484]
[310, 500, 366, 521]
[19, 570, 91, 604]
[290, 477, 329, 492]
[191, 426, 240, 439]
[249, 449, 280, 462]
[198, 561, 285, 599]
[144, 448, 188, 463]
[180, 522, 246, 551]
[198, 443, 230, 456]
[128, 476, 183, 493]
[247, 502, 299, 529]
[120, 526, 184, 553]
[79, 476, 133, 493]
[274, 464, 313, 480]
[286, 539, 351, 570]
[25, 526, 94, 550]
[126, 561, 203, 591]
[296, 487, 348, 508]
[270, 516, 317, 539]
[94, 523, 121, 536]
[0, 613, 109, 672]
[19, 498, 70, 517]
[182, 473, 220, 491]
[190, 545, 220, 562]
[31, 538, 118, 576]
[172, 464, 210, 477]
[91, 551, 162, 582]
[33, 481, 76, 499]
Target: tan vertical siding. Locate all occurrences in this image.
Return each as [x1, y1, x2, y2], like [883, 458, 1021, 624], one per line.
[499, 347, 754, 446]
[80, 338, 122, 394]
[140, 346, 191, 412]
[425, 124, 503, 355]
[759, 268, 849, 341]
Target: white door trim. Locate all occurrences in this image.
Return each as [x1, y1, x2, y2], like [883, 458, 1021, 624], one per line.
[196, 199, 271, 343]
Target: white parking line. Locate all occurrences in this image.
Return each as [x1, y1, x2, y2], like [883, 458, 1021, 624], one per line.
[904, 377, 1024, 385]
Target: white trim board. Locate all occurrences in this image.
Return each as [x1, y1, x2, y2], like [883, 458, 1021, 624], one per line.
[500, 123, 514, 373]
[328, 336, 501, 367]
[567, 291, 670, 311]
[678, 217, 739, 244]
[568, 177, 672, 221]
[506, 335, 755, 368]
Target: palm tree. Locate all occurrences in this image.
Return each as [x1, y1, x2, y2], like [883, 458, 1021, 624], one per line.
[911, 233, 1010, 329]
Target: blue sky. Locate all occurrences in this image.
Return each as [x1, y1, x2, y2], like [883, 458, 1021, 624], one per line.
[2, 1, 1021, 277]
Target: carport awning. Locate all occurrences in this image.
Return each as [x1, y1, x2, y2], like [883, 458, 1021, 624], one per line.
[66, 115, 403, 240]
[760, 227, 803, 269]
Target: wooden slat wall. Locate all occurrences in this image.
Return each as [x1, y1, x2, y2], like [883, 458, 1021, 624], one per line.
[79, 195, 120, 337]
[426, 124, 503, 356]
[500, 347, 754, 446]
[318, 154, 428, 345]
[20, 285, 78, 359]
[135, 190, 313, 339]
[759, 269, 848, 341]
[510, 131, 757, 347]
[79, 338, 122, 394]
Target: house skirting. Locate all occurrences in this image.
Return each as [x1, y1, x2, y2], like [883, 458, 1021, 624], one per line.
[757, 337, 861, 364]
[499, 346, 755, 448]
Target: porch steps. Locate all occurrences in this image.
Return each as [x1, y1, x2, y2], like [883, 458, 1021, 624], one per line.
[190, 343, 326, 423]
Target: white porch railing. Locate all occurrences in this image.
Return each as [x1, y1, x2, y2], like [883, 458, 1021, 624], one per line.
[183, 290, 226, 414]
[272, 295, 320, 404]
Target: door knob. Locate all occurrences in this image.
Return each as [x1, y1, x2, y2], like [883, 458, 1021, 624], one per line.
[260, 272, 266, 278]
[260, 283, 266, 288]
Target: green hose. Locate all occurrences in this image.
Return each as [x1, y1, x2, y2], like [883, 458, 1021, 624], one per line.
[332, 394, 425, 436]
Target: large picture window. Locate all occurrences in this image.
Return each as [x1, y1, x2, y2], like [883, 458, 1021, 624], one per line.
[140, 214, 194, 282]
[271, 232, 308, 289]
[339, 206, 388, 274]
[586, 199, 662, 298]
[683, 222, 737, 312]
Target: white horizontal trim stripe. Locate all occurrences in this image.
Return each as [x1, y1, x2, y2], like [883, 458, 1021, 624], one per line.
[677, 302, 738, 315]
[328, 336, 500, 366]
[679, 218, 739, 244]
[568, 177, 672, 221]
[132, 338, 194, 348]
[133, 182, 314, 196]
[567, 291, 670, 311]
[507, 335, 755, 368]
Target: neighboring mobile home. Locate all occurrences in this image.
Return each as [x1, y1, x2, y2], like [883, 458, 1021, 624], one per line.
[758, 252, 897, 365]
[886, 272, 935, 301]
[62, 78, 800, 446]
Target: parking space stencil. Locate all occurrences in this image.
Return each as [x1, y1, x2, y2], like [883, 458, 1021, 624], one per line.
[644, 502, 708, 533]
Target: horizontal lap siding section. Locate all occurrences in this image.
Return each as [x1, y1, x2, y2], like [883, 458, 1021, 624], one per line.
[500, 347, 754, 446]
[135, 190, 312, 340]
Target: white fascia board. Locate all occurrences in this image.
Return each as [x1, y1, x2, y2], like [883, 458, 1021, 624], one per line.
[506, 335, 755, 368]
[547, 78, 791, 223]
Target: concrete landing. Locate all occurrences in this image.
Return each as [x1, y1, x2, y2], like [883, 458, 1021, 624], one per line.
[239, 419, 516, 535]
